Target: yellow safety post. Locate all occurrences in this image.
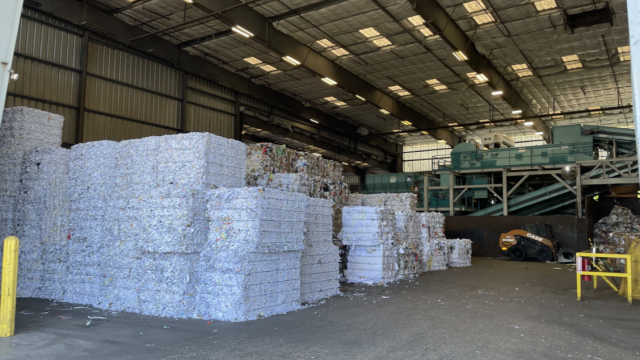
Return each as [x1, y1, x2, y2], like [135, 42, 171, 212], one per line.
[576, 251, 633, 305]
[0, 236, 19, 337]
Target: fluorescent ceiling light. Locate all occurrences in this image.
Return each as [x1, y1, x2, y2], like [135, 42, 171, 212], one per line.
[310, 119, 319, 124]
[389, 85, 403, 91]
[426, 79, 440, 85]
[512, 110, 523, 114]
[453, 51, 468, 61]
[232, 25, 253, 38]
[373, 38, 392, 47]
[449, 122, 459, 126]
[419, 28, 433, 37]
[407, 15, 425, 26]
[392, 129, 401, 132]
[485, 123, 495, 126]
[523, 121, 533, 126]
[282, 56, 300, 66]
[342, 162, 349, 165]
[511, 64, 528, 71]
[467, 72, 477, 78]
[183, 0, 193, 3]
[454, 126, 464, 130]
[380, 109, 390, 115]
[479, 119, 490, 122]
[589, 107, 603, 114]
[396, 90, 411, 97]
[331, 48, 349, 57]
[333, 101, 347, 107]
[324, 96, 337, 101]
[258, 64, 277, 72]
[492, 90, 503, 96]
[321, 77, 337, 86]
[356, 95, 366, 101]
[421, 131, 429, 135]
[620, 54, 631, 62]
[434, 85, 448, 91]
[243, 57, 262, 65]
[534, 0, 557, 11]
[517, 120, 526, 123]
[476, 73, 489, 82]
[401, 120, 412, 125]
[535, 131, 544, 135]
[316, 39, 335, 48]
[438, 139, 447, 143]
[359, 27, 380, 38]
[618, 46, 630, 53]
[473, 13, 495, 25]
[516, 70, 534, 77]
[561, 55, 579, 62]
[463, 0, 486, 13]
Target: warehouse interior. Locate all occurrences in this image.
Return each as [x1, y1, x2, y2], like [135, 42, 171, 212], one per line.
[0, 0, 639, 359]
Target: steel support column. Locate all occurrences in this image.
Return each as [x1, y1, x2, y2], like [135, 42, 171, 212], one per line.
[449, 172, 454, 215]
[576, 165, 583, 218]
[502, 170, 508, 216]
[629, 0, 640, 179]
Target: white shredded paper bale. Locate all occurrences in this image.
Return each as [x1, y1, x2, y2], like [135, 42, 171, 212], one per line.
[342, 206, 397, 284]
[193, 187, 308, 321]
[446, 238, 472, 267]
[420, 212, 448, 271]
[356, 193, 417, 211]
[301, 198, 339, 303]
[394, 211, 422, 279]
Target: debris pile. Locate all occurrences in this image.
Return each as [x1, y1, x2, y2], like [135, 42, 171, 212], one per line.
[341, 207, 398, 284]
[194, 188, 307, 321]
[446, 239, 473, 267]
[300, 198, 340, 303]
[594, 205, 640, 246]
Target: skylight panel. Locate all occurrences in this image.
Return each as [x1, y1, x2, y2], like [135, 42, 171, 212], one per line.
[534, 0, 557, 11]
[258, 64, 277, 72]
[243, 57, 262, 65]
[373, 38, 392, 47]
[561, 54, 582, 70]
[467, 72, 477, 78]
[316, 39, 335, 48]
[565, 63, 582, 70]
[331, 47, 349, 57]
[426, 79, 441, 85]
[434, 85, 448, 91]
[620, 54, 631, 62]
[589, 106, 603, 114]
[473, 14, 495, 24]
[396, 90, 411, 97]
[561, 55, 579, 62]
[516, 70, 534, 77]
[419, 28, 433, 37]
[618, 46, 630, 53]
[463, 0, 486, 13]
[407, 15, 425, 26]
[324, 96, 337, 101]
[389, 85, 403, 91]
[359, 27, 380, 38]
[511, 64, 528, 71]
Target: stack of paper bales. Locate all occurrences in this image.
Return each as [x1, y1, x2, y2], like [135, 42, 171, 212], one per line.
[0, 107, 68, 298]
[394, 211, 422, 279]
[347, 194, 365, 206]
[300, 198, 339, 303]
[420, 212, 448, 271]
[341, 206, 397, 284]
[352, 193, 417, 211]
[446, 239, 472, 267]
[192, 188, 308, 321]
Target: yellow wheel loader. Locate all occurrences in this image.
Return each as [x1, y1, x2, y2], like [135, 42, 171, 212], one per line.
[499, 224, 576, 263]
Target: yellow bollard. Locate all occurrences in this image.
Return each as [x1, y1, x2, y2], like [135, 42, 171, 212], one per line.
[0, 236, 19, 337]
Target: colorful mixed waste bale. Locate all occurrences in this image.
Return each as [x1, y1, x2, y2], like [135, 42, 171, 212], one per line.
[394, 211, 422, 279]
[420, 212, 448, 271]
[446, 239, 473, 267]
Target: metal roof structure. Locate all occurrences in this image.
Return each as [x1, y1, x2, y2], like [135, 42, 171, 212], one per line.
[66, 0, 634, 161]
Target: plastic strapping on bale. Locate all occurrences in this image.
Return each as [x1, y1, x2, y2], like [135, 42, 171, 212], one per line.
[301, 198, 340, 303]
[341, 206, 398, 284]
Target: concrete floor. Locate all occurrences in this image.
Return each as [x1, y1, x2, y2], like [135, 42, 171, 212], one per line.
[1, 258, 639, 360]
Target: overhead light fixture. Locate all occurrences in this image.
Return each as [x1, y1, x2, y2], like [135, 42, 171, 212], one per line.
[479, 119, 490, 122]
[534, 0, 557, 11]
[356, 95, 366, 101]
[324, 96, 337, 101]
[232, 25, 254, 38]
[449, 122, 459, 126]
[434, 85, 448, 91]
[396, 90, 411, 97]
[316, 39, 335, 48]
[492, 90, 503, 96]
[438, 139, 447, 143]
[401, 120, 412, 125]
[476, 73, 489, 82]
[183, 0, 193, 3]
[426, 79, 440, 85]
[524, 121, 533, 126]
[467, 72, 477, 78]
[535, 131, 544, 135]
[258, 64, 277, 72]
[512, 110, 523, 114]
[321, 77, 337, 86]
[389, 85, 403, 91]
[380, 109, 390, 115]
[421, 131, 429, 135]
[392, 129, 402, 132]
[333, 101, 347, 107]
[589, 106, 603, 114]
[282, 56, 300, 66]
[243, 57, 262, 65]
[310, 119, 319, 124]
[342, 162, 349, 165]
[454, 126, 464, 130]
[453, 51, 468, 61]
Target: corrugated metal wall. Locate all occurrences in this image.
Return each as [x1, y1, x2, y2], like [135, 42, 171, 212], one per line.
[5, 8, 242, 146]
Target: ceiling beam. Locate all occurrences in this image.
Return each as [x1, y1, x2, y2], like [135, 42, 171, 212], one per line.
[412, 0, 552, 142]
[179, 29, 233, 49]
[109, 0, 153, 15]
[266, 0, 350, 22]
[243, 114, 390, 171]
[33, 0, 397, 159]
[193, 0, 461, 147]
